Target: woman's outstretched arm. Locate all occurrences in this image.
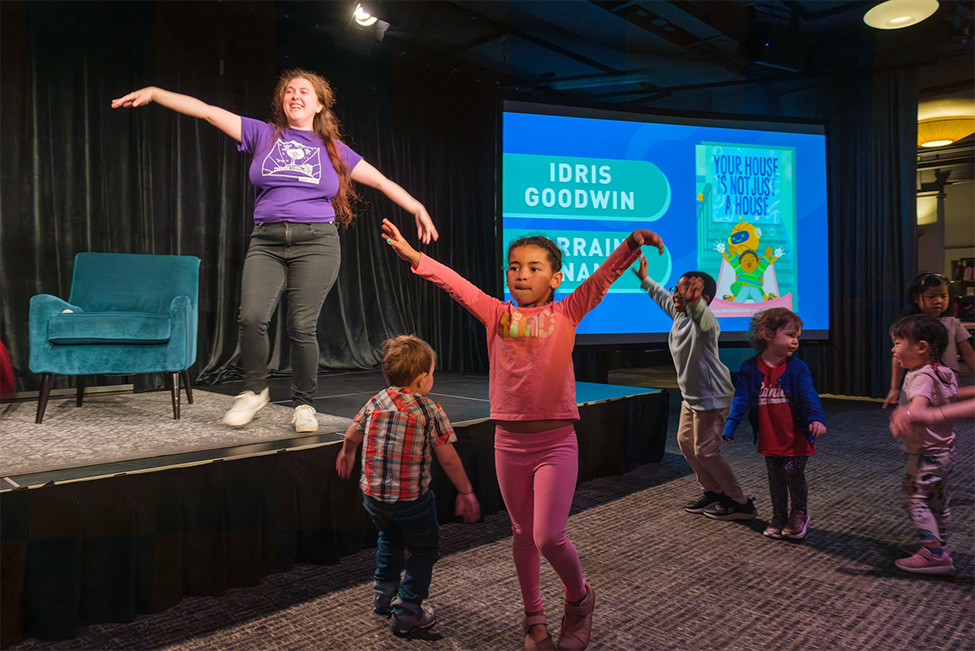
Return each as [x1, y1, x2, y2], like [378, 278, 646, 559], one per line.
[112, 86, 242, 143]
[351, 160, 438, 244]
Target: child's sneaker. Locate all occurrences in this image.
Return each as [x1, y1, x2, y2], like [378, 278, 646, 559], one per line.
[522, 612, 554, 651]
[556, 582, 595, 651]
[763, 514, 788, 539]
[895, 547, 954, 575]
[782, 510, 810, 539]
[390, 599, 437, 635]
[373, 581, 398, 616]
[684, 491, 724, 514]
[703, 497, 757, 521]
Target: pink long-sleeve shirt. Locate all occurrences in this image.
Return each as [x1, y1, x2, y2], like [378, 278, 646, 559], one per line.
[413, 241, 639, 421]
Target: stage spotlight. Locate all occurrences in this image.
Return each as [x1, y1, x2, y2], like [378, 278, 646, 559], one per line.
[352, 3, 389, 41]
[354, 3, 378, 27]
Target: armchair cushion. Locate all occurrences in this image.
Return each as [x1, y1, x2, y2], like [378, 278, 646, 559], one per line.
[47, 311, 172, 345]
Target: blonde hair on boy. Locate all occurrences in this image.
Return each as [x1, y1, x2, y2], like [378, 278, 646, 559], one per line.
[749, 308, 803, 351]
[382, 335, 436, 387]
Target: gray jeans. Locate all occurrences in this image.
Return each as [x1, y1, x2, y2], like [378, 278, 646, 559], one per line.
[238, 221, 340, 406]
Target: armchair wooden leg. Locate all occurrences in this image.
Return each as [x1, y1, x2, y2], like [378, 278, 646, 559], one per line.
[36, 374, 55, 424]
[76, 375, 86, 407]
[169, 372, 181, 419]
[180, 369, 194, 404]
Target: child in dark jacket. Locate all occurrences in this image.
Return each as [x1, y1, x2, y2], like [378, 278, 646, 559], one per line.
[723, 308, 826, 539]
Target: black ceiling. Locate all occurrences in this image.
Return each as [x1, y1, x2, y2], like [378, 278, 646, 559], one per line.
[308, 0, 974, 109]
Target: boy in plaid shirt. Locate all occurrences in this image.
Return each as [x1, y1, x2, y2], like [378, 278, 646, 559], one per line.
[336, 335, 481, 636]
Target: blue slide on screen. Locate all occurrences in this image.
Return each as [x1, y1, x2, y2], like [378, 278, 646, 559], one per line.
[501, 102, 829, 343]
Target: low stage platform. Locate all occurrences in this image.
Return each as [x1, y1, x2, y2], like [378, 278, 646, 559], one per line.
[0, 371, 668, 646]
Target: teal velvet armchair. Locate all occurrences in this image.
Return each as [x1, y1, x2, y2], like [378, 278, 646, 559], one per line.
[29, 253, 201, 423]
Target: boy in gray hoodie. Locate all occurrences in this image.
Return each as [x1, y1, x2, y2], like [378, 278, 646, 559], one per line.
[634, 255, 756, 520]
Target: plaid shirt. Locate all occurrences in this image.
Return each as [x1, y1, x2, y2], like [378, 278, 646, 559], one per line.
[353, 387, 457, 502]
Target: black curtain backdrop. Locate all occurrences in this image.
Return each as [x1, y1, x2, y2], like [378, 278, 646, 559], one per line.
[810, 66, 919, 398]
[0, 1, 918, 399]
[1, 1, 495, 394]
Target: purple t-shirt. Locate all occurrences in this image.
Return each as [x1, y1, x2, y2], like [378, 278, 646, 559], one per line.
[238, 116, 363, 224]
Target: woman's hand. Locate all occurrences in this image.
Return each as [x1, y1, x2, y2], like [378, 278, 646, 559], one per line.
[413, 205, 439, 245]
[381, 219, 421, 267]
[111, 87, 157, 109]
[627, 229, 665, 254]
[631, 254, 649, 281]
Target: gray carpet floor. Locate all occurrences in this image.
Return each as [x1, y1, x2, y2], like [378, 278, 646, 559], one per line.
[10, 394, 974, 651]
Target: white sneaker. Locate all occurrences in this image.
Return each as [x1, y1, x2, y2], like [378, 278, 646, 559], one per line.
[292, 404, 319, 433]
[222, 388, 270, 427]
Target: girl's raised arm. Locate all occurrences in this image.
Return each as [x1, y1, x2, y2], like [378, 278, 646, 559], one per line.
[111, 86, 242, 143]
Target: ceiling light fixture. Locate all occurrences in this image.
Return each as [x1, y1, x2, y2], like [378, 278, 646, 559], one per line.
[863, 0, 939, 29]
[917, 116, 975, 147]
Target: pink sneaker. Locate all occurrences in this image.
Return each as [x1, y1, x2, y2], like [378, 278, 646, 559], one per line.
[782, 510, 810, 539]
[895, 547, 954, 575]
[557, 582, 595, 651]
[523, 613, 554, 651]
[764, 514, 787, 539]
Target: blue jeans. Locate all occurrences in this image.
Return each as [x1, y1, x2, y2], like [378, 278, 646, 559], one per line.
[238, 221, 341, 406]
[363, 490, 440, 605]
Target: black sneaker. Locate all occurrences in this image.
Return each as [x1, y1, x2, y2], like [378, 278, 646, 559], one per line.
[684, 491, 724, 514]
[391, 600, 437, 636]
[374, 591, 393, 616]
[703, 497, 757, 521]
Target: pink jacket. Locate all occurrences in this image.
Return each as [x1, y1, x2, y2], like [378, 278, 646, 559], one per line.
[413, 241, 639, 421]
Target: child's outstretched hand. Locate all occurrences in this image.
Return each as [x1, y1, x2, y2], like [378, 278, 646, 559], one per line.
[722, 434, 735, 443]
[631, 254, 649, 281]
[455, 492, 481, 523]
[809, 421, 826, 438]
[381, 218, 421, 267]
[627, 229, 665, 254]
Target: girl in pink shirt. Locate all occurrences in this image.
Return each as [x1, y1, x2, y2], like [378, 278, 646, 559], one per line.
[382, 218, 663, 651]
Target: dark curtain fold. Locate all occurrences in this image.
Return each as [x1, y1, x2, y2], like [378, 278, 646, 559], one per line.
[1, 1, 494, 393]
[807, 66, 918, 397]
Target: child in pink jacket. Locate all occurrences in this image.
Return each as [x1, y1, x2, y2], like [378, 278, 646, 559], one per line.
[382, 218, 664, 651]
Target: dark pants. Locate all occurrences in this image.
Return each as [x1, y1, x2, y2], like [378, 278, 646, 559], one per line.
[238, 221, 340, 406]
[765, 455, 809, 518]
[363, 490, 441, 605]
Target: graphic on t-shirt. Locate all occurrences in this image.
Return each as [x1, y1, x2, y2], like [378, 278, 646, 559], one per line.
[499, 307, 556, 339]
[758, 381, 788, 406]
[261, 139, 322, 184]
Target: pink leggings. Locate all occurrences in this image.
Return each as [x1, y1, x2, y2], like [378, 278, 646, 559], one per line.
[495, 424, 586, 613]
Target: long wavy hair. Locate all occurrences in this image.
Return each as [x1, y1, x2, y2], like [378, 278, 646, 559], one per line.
[269, 69, 359, 228]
